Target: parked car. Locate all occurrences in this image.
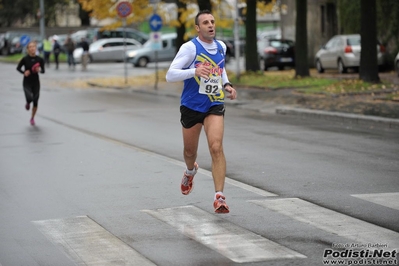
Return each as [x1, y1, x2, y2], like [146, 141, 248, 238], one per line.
[395, 52, 399, 77]
[73, 38, 142, 63]
[257, 29, 282, 41]
[0, 31, 41, 55]
[0, 34, 5, 53]
[71, 27, 149, 46]
[315, 34, 387, 74]
[257, 38, 295, 71]
[126, 32, 177, 67]
[218, 37, 246, 62]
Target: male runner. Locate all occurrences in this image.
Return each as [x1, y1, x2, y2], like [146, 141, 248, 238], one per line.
[166, 10, 237, 213]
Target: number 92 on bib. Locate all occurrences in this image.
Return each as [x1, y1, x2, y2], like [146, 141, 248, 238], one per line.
[199, 76, 222, 95]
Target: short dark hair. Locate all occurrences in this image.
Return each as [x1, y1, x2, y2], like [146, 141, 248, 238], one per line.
[195, 10, 212, 25]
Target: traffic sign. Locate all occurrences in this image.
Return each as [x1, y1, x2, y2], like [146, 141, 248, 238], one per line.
[149, 14, 163, 32]
[116, 1, 132, 18]
[150, 32, 162, 50]
[20, 35, 31, 47]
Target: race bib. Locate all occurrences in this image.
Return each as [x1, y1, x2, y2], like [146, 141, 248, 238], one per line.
[199, 75, 222, 95]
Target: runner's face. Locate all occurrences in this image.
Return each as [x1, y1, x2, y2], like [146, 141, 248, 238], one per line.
[27, 43, 36, 56]
[196, 13, 215, 43]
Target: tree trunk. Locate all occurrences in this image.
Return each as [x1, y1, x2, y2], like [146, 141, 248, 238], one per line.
[197, 0, 212, 11]
[359, 0, 380, 83]
[295, 0, 309, 77]
[245, 0, 260, 72]
[175, 0, 187, 52]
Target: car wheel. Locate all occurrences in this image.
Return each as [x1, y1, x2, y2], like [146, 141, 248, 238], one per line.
[316, 59, 324, 73]
[396, 61, 399, 77]
[338, 59, 347, 74]
[136, 57, 149, 67]
[263, 60, 269, 71]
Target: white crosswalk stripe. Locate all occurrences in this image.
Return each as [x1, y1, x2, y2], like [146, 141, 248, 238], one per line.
[352, 192, 399, 211]
[143, 205, 306, 263]
[32, 216, 156, 266]
[249, 198, 399, 249]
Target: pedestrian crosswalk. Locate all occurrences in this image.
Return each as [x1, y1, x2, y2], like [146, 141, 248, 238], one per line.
[351, 192, 399, 211]
[143, 206, 306, 263]
[33, 216, 156, 266]
[249, 197, 399, 249]
[32, 191, 399, 265]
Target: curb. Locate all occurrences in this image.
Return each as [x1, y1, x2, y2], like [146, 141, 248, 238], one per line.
[275, 106, 399, 129]
[88, 82, 399, 130]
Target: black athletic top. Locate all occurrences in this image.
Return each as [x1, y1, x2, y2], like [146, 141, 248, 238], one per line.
[16, 55, 45, 84]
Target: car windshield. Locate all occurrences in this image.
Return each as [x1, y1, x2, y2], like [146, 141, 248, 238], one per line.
[143, 40, 153, 48]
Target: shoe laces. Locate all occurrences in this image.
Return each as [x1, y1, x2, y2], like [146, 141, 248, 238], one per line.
[182, 176, 190, 186]
[216, 194, 226, 203]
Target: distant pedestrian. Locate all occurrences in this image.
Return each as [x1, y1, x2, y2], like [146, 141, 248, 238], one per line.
[42, 36, 52, 67]
[52, 36, 61, 70]
[80, 37, 89, 71]
[16, 41, 45, 126]
[65, 34, 76, 69]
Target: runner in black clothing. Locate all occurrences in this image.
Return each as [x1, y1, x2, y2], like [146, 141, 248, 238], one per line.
[16, 41, 45, 126]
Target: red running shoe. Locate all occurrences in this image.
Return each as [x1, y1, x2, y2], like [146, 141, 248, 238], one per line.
[30, 118, 35, 126]
[25, 103, 30, 110]
[214, 194, 230, 213]
[181, 162, 198, 195]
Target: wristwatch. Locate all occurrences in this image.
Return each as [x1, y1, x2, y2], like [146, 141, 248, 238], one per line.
[223, 82, 233, 88]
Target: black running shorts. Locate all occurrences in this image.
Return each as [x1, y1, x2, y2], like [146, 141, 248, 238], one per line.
[180, 104, 225, 128]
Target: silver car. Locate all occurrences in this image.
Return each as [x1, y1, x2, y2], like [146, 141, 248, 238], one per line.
[73, 38, 142, 63]
[315, 34, 386, 74]
[126, 32, 177, 67]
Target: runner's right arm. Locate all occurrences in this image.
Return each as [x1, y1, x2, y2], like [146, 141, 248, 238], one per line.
[166, 42, 196, 82]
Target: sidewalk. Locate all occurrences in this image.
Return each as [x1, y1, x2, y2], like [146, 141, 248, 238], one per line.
[124, 81, 399, 130]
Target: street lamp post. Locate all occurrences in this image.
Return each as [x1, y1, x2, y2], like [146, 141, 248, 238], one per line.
[39, 0, 46, 41]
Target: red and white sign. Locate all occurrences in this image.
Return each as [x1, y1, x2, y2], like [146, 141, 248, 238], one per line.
[116, 1, 132, 18]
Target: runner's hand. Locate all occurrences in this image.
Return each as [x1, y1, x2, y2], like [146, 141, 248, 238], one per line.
[225, 85, 237, 100]
[195, 64, 211, 80]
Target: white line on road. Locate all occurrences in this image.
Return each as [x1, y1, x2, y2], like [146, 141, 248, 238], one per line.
[32, 216, 156, 266]
[351, 192, 399, 211]
[143, 205, 306, 263]
[40, 114, 277, 197]
[249, 198, 399, 249]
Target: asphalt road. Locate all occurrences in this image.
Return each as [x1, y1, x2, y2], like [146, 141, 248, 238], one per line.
[1, 61, 398, 266]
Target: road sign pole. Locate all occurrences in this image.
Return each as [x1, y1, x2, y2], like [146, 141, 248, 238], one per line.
[155, 51, 158, 90]
[116, 1, 133, 86]
[149, 13, 163, 90]
[123, 18, 127, 85]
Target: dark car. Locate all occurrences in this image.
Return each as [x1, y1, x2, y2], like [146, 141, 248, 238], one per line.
[0, 31, 41, 55]
[219, 37, 246, 63]
[258, 38, 295, 71]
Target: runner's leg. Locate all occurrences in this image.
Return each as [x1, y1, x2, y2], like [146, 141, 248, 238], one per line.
[203, 114, 226, 192]
[182, 123, 202, 170]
